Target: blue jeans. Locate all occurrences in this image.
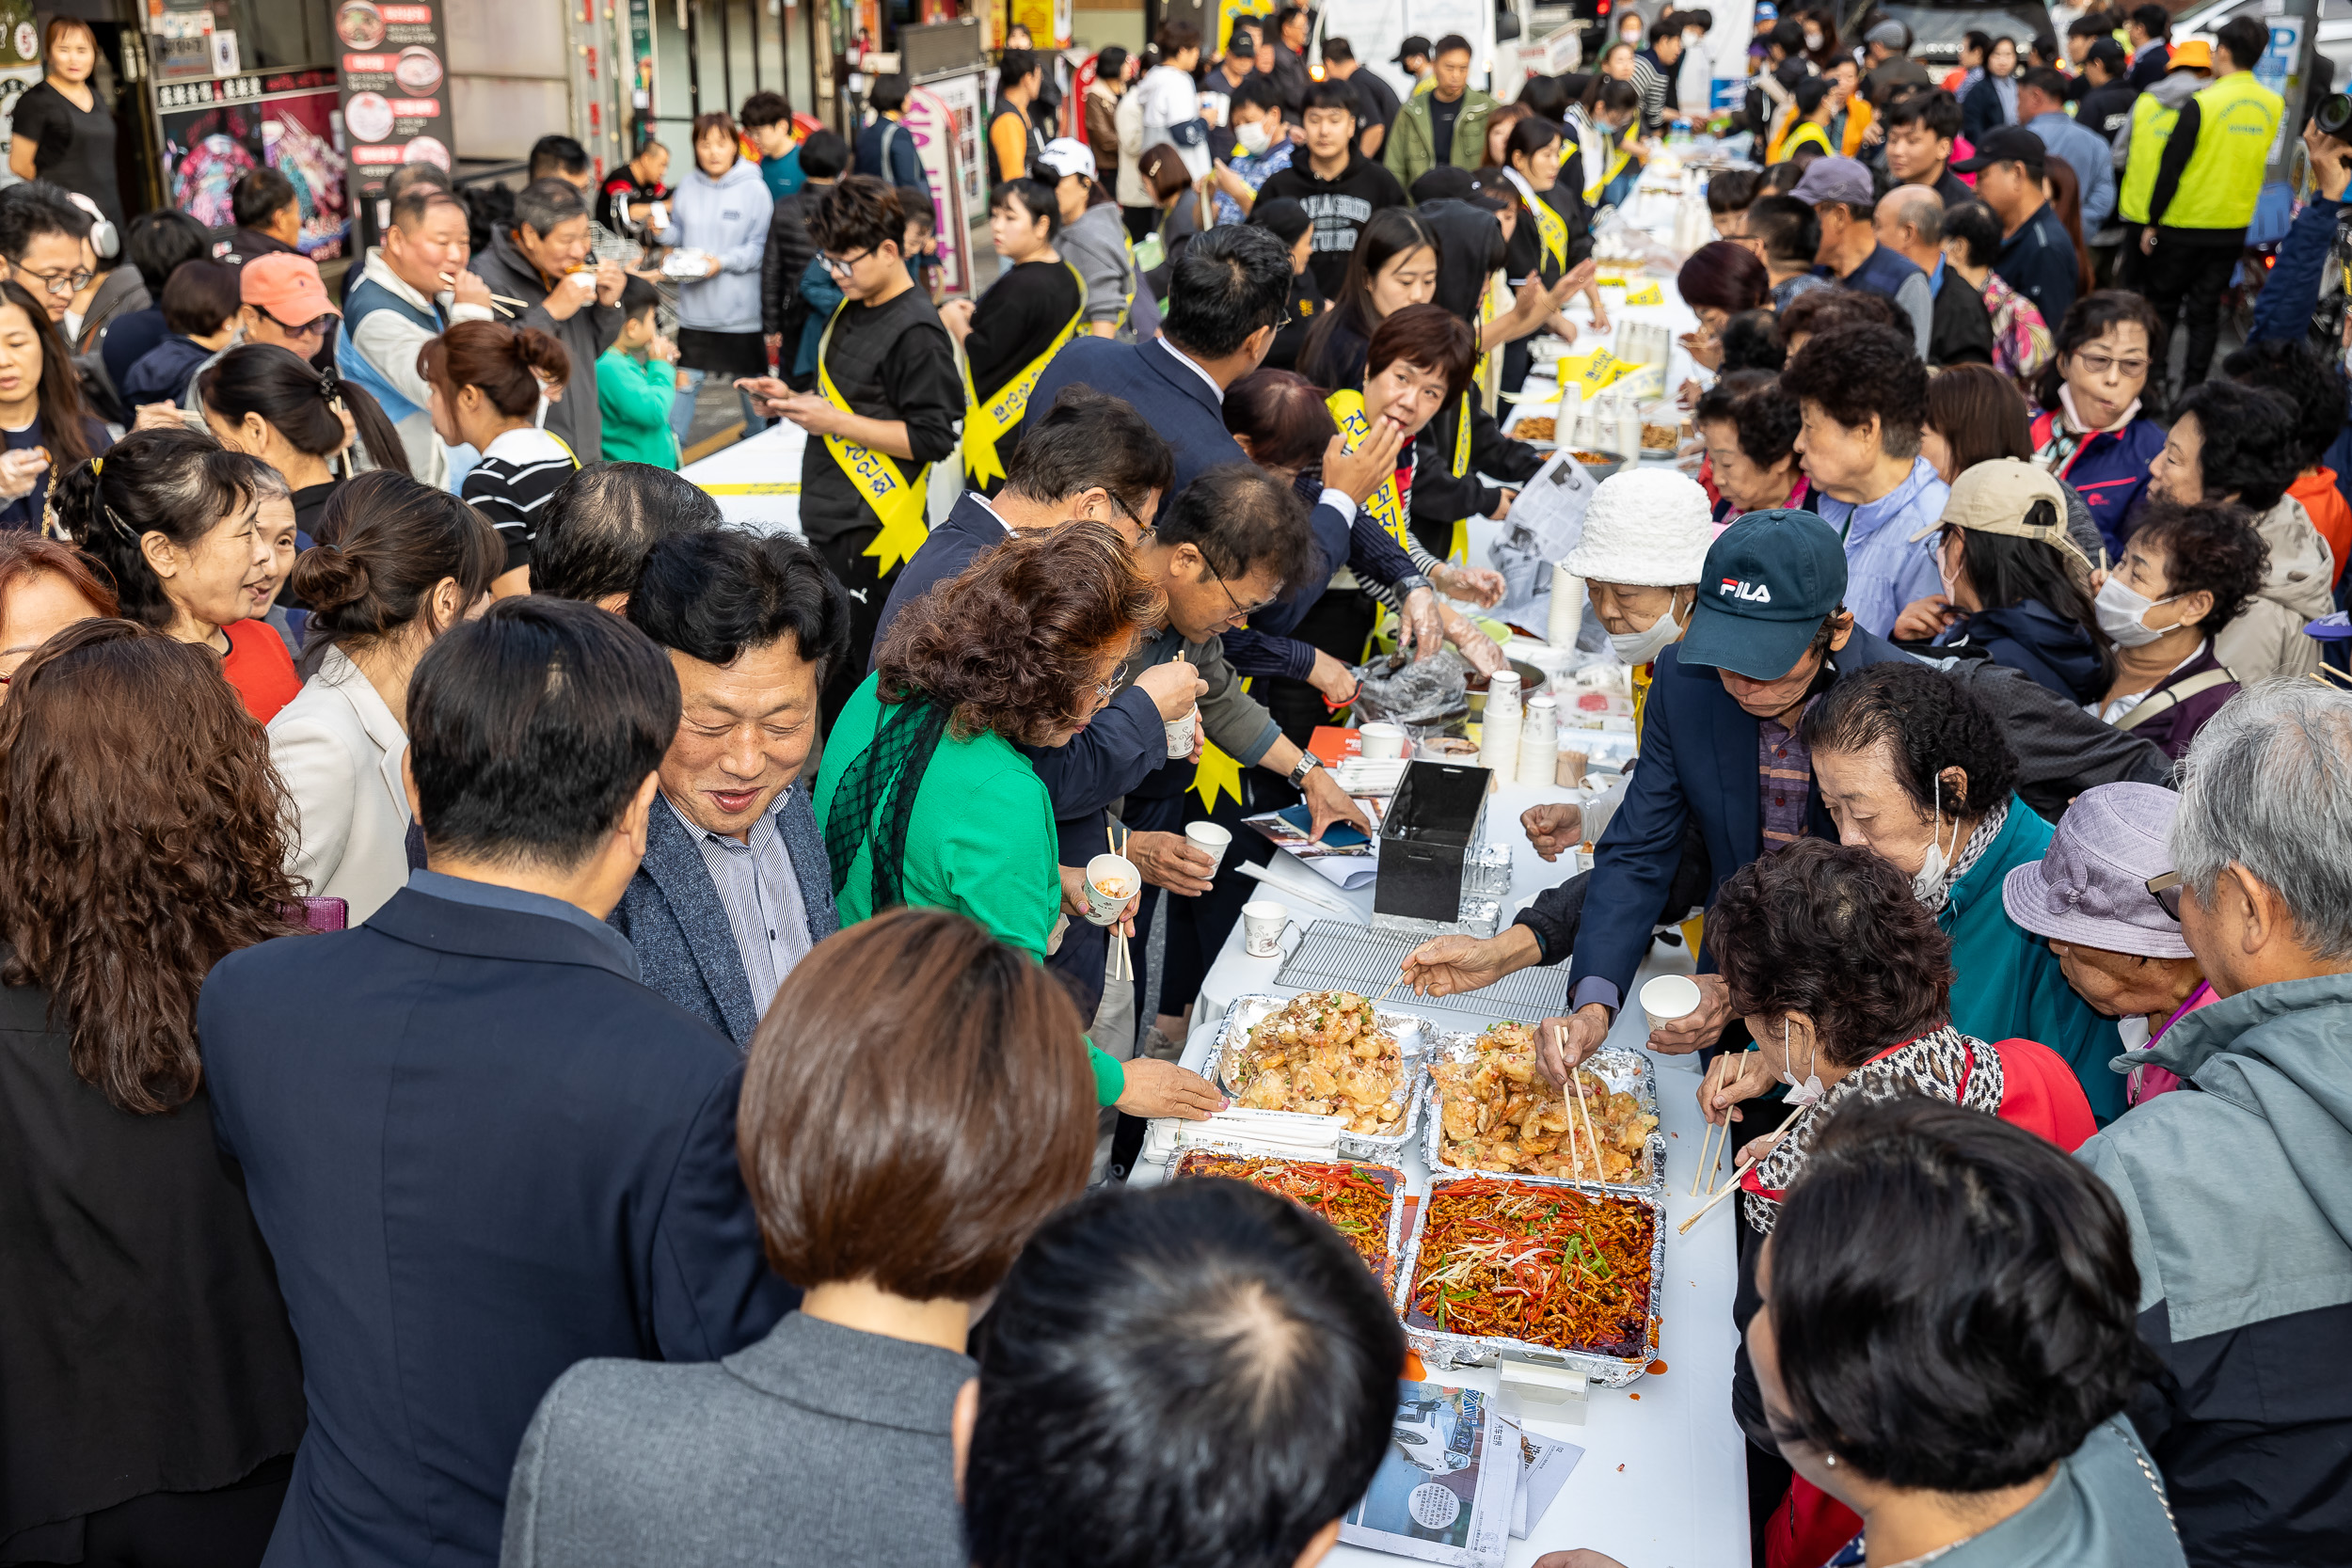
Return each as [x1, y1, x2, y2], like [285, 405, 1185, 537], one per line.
[669, 365, 770, 444]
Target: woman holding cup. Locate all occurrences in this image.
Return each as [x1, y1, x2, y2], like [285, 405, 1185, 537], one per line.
[816, 521, 1224, 1122]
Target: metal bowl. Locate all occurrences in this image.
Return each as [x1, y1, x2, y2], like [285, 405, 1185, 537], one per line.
[1566, 448, 1626, 482]
[1464, 658, 1549, 721]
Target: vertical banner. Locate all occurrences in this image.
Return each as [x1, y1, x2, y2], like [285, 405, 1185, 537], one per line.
[898, 83, 969, 292]
[335, 0, 453, 219]
[0, 0, 39, 144]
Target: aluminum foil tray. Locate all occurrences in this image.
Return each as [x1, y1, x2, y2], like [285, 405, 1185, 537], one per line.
[1170, 1146, 1410, 1297]
[1273, 920, 1571, 1022]
[1213, 992, 1430, 1162]
[1422, 1037, 1666, 1198]
[1393, 1170, 1666, 1386]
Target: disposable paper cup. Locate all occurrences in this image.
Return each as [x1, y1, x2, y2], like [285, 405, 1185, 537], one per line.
[1241, 899, 1290, 958]
[1640, 973, 1703, 1035]
[1359, 721, 1406, 759]
[1184, 821, 1232, 875]
[1084, 853, 1139, 927]
[1165, 705, 1198, 759]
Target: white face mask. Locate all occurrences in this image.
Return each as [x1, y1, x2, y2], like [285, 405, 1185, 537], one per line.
[1910, 778, 1962, 904]
[1235, 119, 1271, 156]
[1622, 26, 1644, 45]
[1804, 28, 1824, 49]
[2094, 576, 2181, 648]
[1609, 600, 1686, 666]
[1780, 1016, 1826, 1108]
[1683, 28, 1703, 48]
[1937, 539, 1962, 605]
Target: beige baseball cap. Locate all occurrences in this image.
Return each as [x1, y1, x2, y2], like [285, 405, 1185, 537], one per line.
[1909, 458, 2092, 572]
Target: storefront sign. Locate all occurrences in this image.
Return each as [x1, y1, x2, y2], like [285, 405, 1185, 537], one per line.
[336, 0, 453, 207]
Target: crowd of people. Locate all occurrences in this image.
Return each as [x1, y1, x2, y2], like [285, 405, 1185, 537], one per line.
[1, 9, 2349, 1568]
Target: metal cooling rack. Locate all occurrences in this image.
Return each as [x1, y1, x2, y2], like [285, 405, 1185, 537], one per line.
[1273, 920, 1571, 1022]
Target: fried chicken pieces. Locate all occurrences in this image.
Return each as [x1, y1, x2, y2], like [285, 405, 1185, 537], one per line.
[1430, 1022, 1658, 1182]
[1232, 991, 1408, 1136]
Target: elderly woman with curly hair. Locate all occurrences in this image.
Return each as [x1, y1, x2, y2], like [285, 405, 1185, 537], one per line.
[814, 520, 1220, 1121]
[1696, 837, 2099, 1568]
[0, 619, 309, 1562]
[1800, 660, 2128, 1123]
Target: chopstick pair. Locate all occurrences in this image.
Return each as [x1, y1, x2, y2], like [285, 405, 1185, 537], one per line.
[1564, 1062, 1600, 1183]
[1105, 822, 1134, 984]
[1691, 1053, 1741, 1198]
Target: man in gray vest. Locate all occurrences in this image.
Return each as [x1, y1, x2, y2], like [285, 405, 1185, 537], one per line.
[336, 182, 495, 487]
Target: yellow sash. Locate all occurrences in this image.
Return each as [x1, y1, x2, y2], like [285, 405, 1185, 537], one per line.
[960, 263, 1088, 486]
[1325, 388, 1411, 552]
[1526, 187, 1568, 274]
[818, 303, 930, 574]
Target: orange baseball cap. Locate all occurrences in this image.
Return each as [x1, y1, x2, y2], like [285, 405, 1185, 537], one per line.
[240, 253, 340, 325]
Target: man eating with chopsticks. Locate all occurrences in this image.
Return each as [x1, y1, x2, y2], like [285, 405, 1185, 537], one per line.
[335, 181, 495, 489]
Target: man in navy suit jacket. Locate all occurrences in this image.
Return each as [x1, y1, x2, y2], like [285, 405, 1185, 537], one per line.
[201, 599, 797, 1568]
[1019, 222, 1295, 508]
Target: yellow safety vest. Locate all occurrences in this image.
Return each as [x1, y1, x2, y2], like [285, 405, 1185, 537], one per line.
[2160, 71, 2284, 231]
[1776, 119, 1835, 163]
[2118, 89, 2184, 225]
[959, 262, 1088, 486]
[1326, 388, 1413, 551]
[817, 303, 930, 573]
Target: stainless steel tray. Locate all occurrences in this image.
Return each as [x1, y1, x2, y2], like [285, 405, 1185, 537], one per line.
[1422, 1037, 1667, 1198]
[1213, 992, 1429, 1161]
[1274, 920, 1574, 1022]
[1393, 1170, 1665, 1386]
[1169, 1146, 1410, 1297]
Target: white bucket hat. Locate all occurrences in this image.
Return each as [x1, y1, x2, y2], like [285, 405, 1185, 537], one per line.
[1562, 469, 1715, 587]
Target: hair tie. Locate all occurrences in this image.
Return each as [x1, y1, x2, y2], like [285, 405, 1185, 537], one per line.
[89, 457, 100, 475]
[317, 363, 342, 404]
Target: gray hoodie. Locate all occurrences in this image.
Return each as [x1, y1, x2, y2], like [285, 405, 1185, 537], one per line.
[2080, 973, 2352, 1342]
[655, 155, 774, 336]
[1057, 201, 1158, 341]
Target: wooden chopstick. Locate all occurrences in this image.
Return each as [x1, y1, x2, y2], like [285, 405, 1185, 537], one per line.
[1678, 1124, 1792, 1235]
[1570, 1067, 1601, 1183]
[1692, 1057, 1725, 1198]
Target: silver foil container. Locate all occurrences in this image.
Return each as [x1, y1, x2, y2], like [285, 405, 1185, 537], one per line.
[1393, 1169, 1667, 1386]
[1169, 1144, 1410, 1297]
[1213, 992, 1430, 1161]
[1421, 1038, 1667, 1198]
[1461, 843, 1514, 901]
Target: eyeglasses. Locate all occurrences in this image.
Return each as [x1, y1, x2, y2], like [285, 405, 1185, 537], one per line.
[819, 249, 873, 278]
[1202, 555, 1276, 625]
[2073, 352, 2151, 379]
[12, 261, 91, 296]
[258, 305, 333, 339]
[2146, 869, 2185, 922]
[1091, 659, 1131, 703]
[1104, 488, 1152, 537]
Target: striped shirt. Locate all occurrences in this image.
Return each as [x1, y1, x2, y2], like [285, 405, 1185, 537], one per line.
[1757, 696, 1819, 851]
[463, 426, 577, 574]
[663, 792, 811, 1016]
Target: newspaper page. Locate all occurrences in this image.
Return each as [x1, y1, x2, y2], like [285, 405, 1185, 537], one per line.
[1340, 1384, 1516, 1568]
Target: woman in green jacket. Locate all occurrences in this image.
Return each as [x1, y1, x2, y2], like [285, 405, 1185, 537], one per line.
[1804, 662, 2127, 1122]
[814, 519, 1222, 1120]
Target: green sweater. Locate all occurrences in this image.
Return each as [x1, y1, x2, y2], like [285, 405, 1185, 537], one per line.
[813, 672, 1124, 1103]
[596, 347, 681, 467]
[1941, 798, 2127, 1123]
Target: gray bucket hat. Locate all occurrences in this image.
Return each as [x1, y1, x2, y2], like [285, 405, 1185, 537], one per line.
[2000, 782, 2193, 958]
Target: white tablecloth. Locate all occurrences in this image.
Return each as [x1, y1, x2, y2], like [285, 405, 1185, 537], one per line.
[1135, 779, 1750, 1568]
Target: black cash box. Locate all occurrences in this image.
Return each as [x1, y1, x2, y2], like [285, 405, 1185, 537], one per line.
[1374, 760, 1493, 925]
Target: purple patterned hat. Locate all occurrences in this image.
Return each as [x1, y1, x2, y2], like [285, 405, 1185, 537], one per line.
[2001, 782, 2193, 959]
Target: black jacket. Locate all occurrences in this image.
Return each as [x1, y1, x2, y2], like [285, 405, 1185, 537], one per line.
[2077, 79, 2139, 143]
[467, 230, 624, 463]
[760, 186, 821, 341]
[1411, 399, 1543, 555]
[1929, 263, 1997, 368]
[1929, 598, 2107, 704]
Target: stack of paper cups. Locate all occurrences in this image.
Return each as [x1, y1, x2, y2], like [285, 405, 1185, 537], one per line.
[1548, 563, 1583, 649]
[1478, 669, 1523, 783]
[1618, 400, 1644, 464]
[1518, 693, 1558, 784]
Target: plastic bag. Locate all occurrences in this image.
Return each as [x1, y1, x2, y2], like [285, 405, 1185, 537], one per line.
[1355, 647, 1470, 725]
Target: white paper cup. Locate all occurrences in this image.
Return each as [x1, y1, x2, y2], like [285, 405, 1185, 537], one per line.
[1241, 899, 1290, 958]
[1640, 973, 1703, 1035]
[1165, 705, 1198, 759]
[1084, 853, 1139, 927]
[1184, 821, 1232, 875]
[1358, 721, 1406, 759]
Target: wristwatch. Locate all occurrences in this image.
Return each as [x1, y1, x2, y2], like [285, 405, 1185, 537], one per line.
[1288, 752, 1322, 788]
